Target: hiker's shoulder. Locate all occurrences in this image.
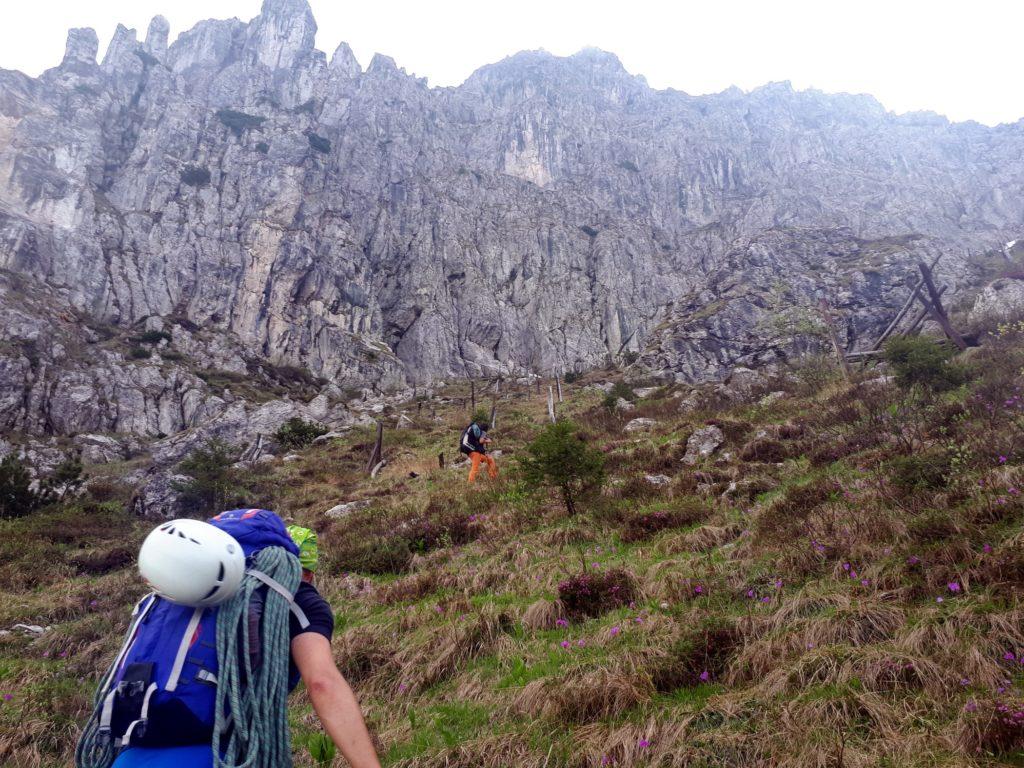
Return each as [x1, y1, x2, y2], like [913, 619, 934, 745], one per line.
[292, 581, 335, 639]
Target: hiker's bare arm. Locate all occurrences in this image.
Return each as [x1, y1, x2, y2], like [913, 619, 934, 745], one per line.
[292, 632, 382, 768]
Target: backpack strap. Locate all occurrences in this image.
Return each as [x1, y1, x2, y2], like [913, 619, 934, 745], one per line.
[166, 607, 205, 692]
[97, 593, 157, 735]
[247, 568, 310, 629]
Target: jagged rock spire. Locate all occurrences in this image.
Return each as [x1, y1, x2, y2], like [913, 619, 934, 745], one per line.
[101, 24, 138, 69]
[329, 42, 360, 78]
[61, 28, 98, 67]
[247, 0, 317, 70]
[145, 16, 170, 58]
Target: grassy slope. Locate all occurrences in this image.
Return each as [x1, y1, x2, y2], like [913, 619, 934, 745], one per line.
[2, 337, 1024, 767]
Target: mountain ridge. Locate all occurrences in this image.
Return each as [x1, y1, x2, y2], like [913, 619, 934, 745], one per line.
[1, 0, 1022, 467]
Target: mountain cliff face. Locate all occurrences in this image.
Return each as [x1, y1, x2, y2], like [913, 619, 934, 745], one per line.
[1, 0, 1023, 445]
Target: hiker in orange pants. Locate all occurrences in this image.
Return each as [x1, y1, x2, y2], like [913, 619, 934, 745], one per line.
[468, 450, 498, 482]
[460, 419, 498, 482]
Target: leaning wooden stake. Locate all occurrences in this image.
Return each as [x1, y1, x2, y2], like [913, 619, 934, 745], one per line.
[555, 374, 563, 403]
[438, 452, 445, 469]
[547, 386, 557, 424]
[917, 262, 967, 350]
[366, 421, 383, 473]
[817, 299, 851, 380]
[470, 380, 476, 412]
[489, 402, 497, 431]
[905, 285, 948, 336]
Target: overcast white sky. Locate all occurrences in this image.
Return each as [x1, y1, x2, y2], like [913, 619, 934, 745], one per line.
[1, 0, 1020, 126]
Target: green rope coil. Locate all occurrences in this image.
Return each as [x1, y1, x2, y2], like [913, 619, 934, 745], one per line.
[213, 545, 300, 768]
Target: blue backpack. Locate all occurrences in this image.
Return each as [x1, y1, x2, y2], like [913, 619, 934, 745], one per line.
[88, 510, 307, 751]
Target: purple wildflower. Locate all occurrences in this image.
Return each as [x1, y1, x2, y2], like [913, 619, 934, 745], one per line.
[699, 670, 710, 682]
[948, 582, 961, 593]
[610, 625, 620, 637]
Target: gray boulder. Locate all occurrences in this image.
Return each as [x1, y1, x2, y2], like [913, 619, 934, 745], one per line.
[682, 425, 725, 465]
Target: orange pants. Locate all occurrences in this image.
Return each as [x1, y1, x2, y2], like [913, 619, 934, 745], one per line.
[468, 451, 498, 482]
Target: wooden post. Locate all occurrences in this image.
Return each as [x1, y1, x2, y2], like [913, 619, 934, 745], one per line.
[489, 402, 497, 431]
[366, 421, 383, 473]
[817, 299, 851, 380]
[438, 452, 445, 469]
[871, 281, 925, 350]
[906, 285, 947, 335]
[547, 386, 556, 424]
[555, 375, 563, 403]
[917, 262, 967, 350]
[535, 377, 541, 396]
[470, 379, 476, 413]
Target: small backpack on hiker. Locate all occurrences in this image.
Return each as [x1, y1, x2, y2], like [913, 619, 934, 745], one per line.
[76, 509, 309, 768]
[459, 421, 488, 456]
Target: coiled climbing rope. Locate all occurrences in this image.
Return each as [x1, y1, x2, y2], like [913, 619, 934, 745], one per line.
[214, 545, 301, 768]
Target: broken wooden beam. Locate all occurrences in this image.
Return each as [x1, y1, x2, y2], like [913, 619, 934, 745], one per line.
[817, 299, 851, 380]
[916, 262, 967, 350]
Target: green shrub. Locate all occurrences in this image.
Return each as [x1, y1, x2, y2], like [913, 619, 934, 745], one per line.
[180, 166, 211, 187]
[172, 439, 251, 516]
[610, 382, 635, 401]
[307, 132, 331, 153]
[602, 381, 636, 410]
[883, 336, 967, 391]
[889, 451, 950, 495]
[519, 420, 605, 515]
[216, 108, 266, 137]
[129, 346, 150, 359]
[563, 370, 582, 384]
[40, 454, 85, 502]
[0, 455, 45, 519]
[274, 417, 328, 450]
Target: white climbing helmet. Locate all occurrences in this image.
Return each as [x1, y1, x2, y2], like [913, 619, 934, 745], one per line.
[138, 518, 246, 607]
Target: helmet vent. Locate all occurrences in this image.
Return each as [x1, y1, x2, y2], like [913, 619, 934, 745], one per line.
[189, 537, 200, 544]
[217, 562, 225, 581]
[201, 584, 221, 601]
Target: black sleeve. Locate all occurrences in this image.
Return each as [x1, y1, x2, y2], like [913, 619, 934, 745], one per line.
[290, 581, 334, 641]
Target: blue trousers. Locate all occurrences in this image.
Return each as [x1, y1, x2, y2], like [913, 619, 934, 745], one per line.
[112, 745, 213, 767]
